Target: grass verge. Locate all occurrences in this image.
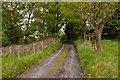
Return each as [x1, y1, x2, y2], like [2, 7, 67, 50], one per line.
[2, 42, 62, 78]
[74, 39, 118, 78]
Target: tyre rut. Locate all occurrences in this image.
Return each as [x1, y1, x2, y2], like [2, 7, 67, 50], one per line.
[56, 44, 83, 78]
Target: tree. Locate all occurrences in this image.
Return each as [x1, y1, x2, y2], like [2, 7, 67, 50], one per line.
[2, 2, 24, 46]
[33, 2, 45, 40]
[45, 2, 63, 36]
[23, 2, 36, 44]
[65, 22, 80, 41]
[105, 9, 120, 38]
[89, 2, 120, 52]
[59, 2, 91, 42]
[74, 2, 91, 43]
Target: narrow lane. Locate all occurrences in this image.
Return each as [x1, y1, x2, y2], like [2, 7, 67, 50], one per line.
[22, 44, 83, 78]
[23, 44, 66, 78]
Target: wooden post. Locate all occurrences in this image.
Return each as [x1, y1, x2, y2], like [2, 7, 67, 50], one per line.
[33, 43, 35, 53]
[39, 42, 40, 50]
[10, 46, 12, 55]
[35, 42, 39, 51]
[25, 46, 27, 54]
[18, 45, 20, 60]
[42, 42, 43, 50]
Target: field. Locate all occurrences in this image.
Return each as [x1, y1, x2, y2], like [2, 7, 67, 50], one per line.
[74, 39, 118, 78]
[2, 42, 62, 78]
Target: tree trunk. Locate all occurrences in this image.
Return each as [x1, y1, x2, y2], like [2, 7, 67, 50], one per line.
[24, 35, 27, 44]
[84, 29, 86, 43]
[91, 33, 95, 50]
[24, 12, 32, 44]
[95, 30, 103, 52]
[38, 29, 41, 41]
[42, 20, 45, 50]
[88, 32, 91, 46]
[43, 20, 45, 39]
[10, 46, 12, 55]
[83, 21, 86, 43]
[18, 45, 20, 60]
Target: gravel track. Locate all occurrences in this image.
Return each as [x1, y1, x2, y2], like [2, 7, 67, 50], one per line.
[22, 44, 83, 78]
[23, 44, 66, 78]
[56, 44, 83, 78]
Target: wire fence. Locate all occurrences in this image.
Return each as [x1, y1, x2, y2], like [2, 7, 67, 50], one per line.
[2, 38, 59, 56]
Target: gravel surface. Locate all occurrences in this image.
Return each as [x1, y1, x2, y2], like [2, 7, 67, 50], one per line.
[23, 44, 66, 78]
[22, 44, 83, 78]
[56, 44, 83, 78]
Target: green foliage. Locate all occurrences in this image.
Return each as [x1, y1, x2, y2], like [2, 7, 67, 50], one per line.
[2, 2, 119, 49]
[74, 39, 118, 78]
[1, 2, 120, 78]
[33, 2, 64, 38]
[2, 42, 62, 78]
[52, 33, 59, 38]
[2, 2, 24, 45]
[59, 32, 67, 43]
[2, 33, 10, 46]
[46, 2, 64, 35]
[105, 10, 120, 31]
[65, 22, 81, 41]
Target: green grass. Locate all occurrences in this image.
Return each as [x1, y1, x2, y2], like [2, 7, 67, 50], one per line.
[74, 39, 118, 78]
[2, 42, 62, 78]
[0, 57, 2, 79]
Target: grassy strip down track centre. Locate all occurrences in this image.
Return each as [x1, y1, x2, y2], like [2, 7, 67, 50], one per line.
[50, 45, 70, 77]
[2, 42, 62, 78]
[74, 39, 118, 78]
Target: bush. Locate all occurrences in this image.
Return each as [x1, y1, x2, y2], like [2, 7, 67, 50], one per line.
[2, 33, 10, 47]
[59, 33, 68, 43]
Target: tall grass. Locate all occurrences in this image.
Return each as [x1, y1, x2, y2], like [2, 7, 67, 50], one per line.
[2, 42, 62, 78]
[74, 39, 118, 78]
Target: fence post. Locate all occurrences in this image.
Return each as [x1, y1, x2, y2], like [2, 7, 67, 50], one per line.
[42, 41, 43, 50]
[33, 43, 35, 53]
[39, 42, 41, 50]
[18, 45, 20, 60]
[25, 46, 27, 54]
[10, 46, 12, 55]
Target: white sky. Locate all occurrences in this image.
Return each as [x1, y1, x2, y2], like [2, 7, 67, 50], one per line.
[60, 24, 65, 33]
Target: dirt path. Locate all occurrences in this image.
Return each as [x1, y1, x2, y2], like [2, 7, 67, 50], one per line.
[23, 44, 66, 78]
[56, 44, 83, 78]
[22, 44, 83, 78]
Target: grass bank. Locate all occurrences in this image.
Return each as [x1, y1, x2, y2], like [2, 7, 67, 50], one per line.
[2, 42, 62, 78]
[74, 39, 118, 78]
